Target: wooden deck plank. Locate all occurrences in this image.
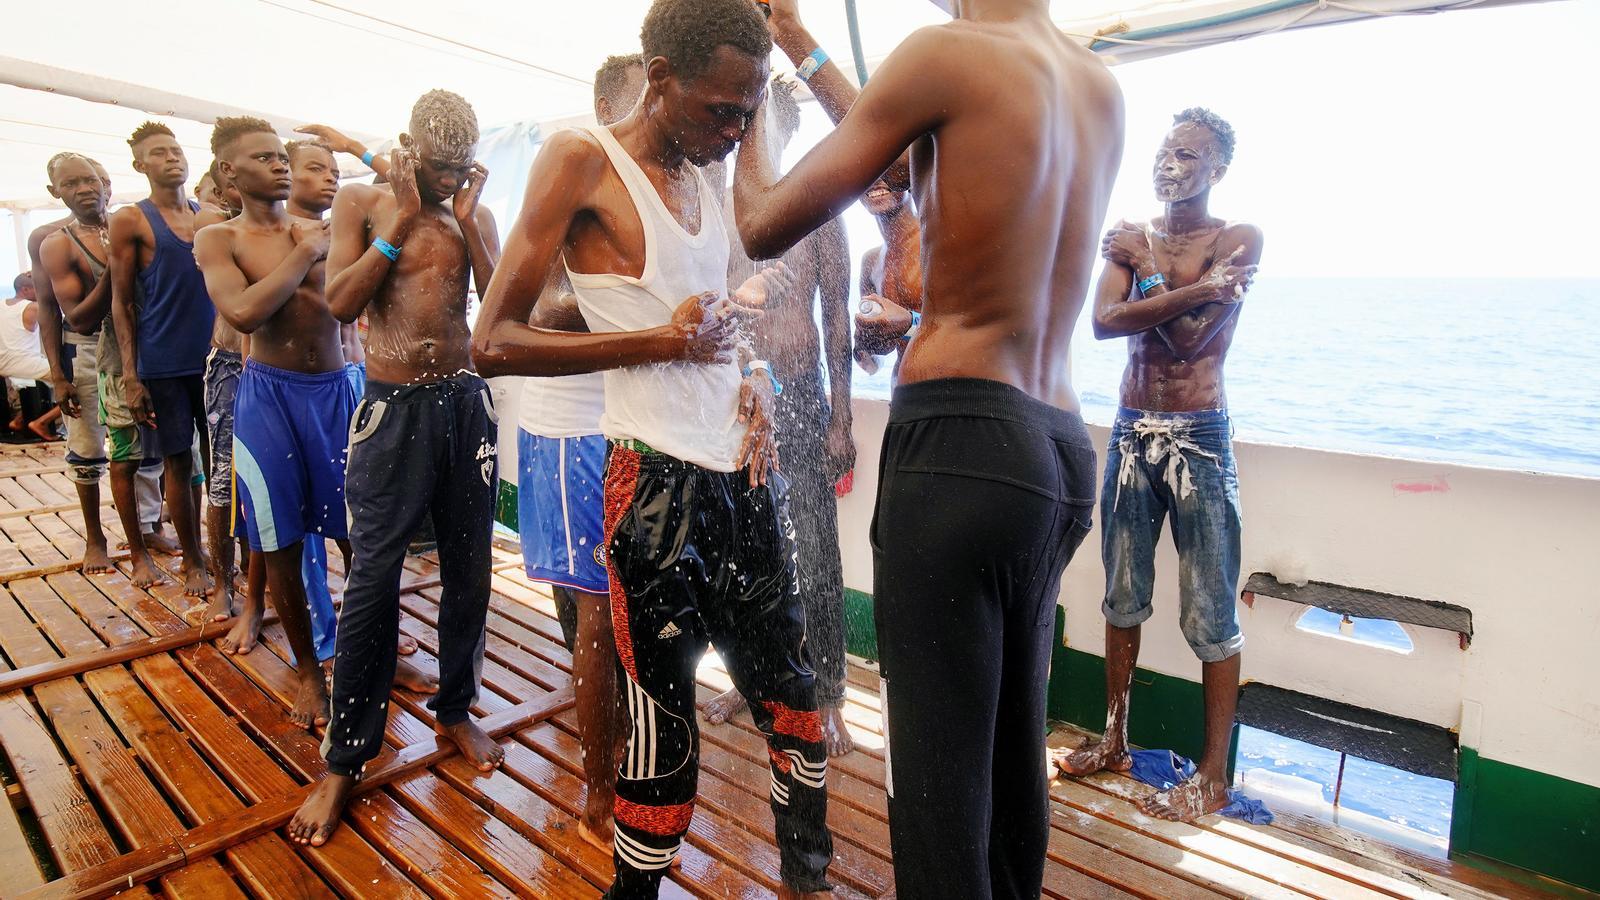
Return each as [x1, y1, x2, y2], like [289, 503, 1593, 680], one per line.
[16, 690, 574, 900]
[0, 590, 147, 879]
[1048, 725, 1518, 900]
[0, 635, 53, 894]
[389, 773, 602, 898]
[1050, 774, 1390, 898]
[9, 576, 317, 900]
[394, 598, 903, 899]
[0, 583, 241, 899]
[76, 567, 512, 900]
[374, 595, 857, 896]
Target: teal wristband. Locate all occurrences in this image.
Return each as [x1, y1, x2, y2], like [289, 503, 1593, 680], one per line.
[361, 150, 376, 167]
[743, 362, 784, 397]
[903, 310, 923, 342]
[1137, 272, 1166, 296]
[797, 48, 829, 82]
[373, 237, 400, 261]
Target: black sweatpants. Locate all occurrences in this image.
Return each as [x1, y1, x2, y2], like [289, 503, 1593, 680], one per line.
[603, 445, 833, 898]
[322, 374, 499, 776]
[871, 378, 1095, 900]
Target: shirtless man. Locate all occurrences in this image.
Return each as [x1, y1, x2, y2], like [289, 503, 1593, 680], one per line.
[109, 121, 217, 596]
[36, 154, 162, 574]
[854, 181, 923, 376]
[700, 76, 857, 758]
[288, 89, 501, 847]
[194, 155, 256, 624]
[1055, 109, 1263, 823]
[472, 3, 833, 894]
[733, 1, 1123, 895]
[194, 117, 358, 728]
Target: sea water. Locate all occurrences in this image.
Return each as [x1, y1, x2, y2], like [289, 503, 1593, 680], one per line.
[855, 277, 1600, 479]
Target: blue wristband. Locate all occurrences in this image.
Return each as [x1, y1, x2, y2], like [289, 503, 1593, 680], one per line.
[903, 310, 923, 343]
[1137, 272, 1166, 296]
[743, 362, 784, 397]
[373, 237, 400, 261]
[360, 149, 376, 168]
[797, 48, 829, 82]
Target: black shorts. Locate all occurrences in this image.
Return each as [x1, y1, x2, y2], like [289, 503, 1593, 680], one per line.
[144, 373, 207, 460]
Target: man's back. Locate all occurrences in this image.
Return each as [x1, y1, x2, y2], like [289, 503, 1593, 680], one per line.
[904, 17, 1123, 409]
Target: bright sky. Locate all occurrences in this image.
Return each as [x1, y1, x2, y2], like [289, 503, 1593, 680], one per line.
[797, 0, 1600, 281]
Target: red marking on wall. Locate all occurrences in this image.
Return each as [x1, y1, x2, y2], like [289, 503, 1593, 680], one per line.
[1393, 477, 1450, 494]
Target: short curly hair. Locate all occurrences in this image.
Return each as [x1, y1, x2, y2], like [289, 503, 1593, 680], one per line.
[1173, 107, 1235, 166]
[594, 54, 645, 110]
[641, 0, 770, 82]
[409, 90, 479, 162]
[127, 120, 175, 150]
[210, 116, 276, 159]
[769, 74, 800, 136]
[285, 139, 334, 165]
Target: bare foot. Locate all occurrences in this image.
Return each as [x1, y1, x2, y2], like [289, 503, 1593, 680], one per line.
[1052, 738, 1133, 779]
[130, 554, 168, 589]
[1139, 771, 1230, 822]
[218, 601, 263, 655]
[397, 632, 418, 656]
[142, 529, 181, 556]
[776, 885, 833, 899]
[439, 719, 504, 771]
[290, 670, 331, 730]
[701, 687, 746, 725]
[577, 818, 613, 854]
[181, 562, 213, 598]
[289, 773, 356, 846]
[7, 414, 22, 432]
[820, 705, 854, 758]
[80, 541, 113, 576]
[394, 657, 439, 694]
[198, 584, 234, 624]
[28, 420, 58, 441]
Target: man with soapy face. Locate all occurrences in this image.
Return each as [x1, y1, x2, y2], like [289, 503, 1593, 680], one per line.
[1057, 108, 1264, 824]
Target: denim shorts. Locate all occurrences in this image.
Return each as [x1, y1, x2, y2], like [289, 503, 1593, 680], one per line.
[1100, 407, 1244, 662]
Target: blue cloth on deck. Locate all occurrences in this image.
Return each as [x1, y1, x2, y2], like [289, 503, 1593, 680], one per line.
[1128, 749, 1275, 825]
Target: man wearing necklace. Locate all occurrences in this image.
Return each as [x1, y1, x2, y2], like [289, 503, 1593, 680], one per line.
[1056, 108, 1263, 823]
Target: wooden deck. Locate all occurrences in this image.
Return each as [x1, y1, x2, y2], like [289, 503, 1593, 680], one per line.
[0, 443, 1577, 899]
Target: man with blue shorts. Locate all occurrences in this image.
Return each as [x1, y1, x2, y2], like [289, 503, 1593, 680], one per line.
[195, 116, 356, 729]
[1057, 108, 1263, 823]
[512, 52, 643, 852]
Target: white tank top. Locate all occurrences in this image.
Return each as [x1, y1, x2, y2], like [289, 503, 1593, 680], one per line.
[0, 301, 48, 382]
[564, 125, 742, 472]
[517, 370, 605, 439]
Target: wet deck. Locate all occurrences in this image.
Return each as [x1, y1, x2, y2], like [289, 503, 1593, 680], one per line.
[0, 443, 1574, 899]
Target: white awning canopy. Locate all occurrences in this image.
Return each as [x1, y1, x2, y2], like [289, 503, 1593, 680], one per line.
[0, 0, 1559, 211]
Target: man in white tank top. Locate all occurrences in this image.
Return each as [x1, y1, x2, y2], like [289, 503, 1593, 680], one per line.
[473, 2, 833, 896]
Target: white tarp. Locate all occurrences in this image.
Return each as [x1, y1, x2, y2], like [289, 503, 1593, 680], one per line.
[0, 0, 1558, 212]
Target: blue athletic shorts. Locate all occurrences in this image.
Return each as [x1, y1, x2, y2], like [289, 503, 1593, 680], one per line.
[517, 429, 608, 594]
[232, 359, 357, 553]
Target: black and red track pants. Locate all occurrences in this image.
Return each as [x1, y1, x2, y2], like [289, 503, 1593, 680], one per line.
[601, 445, 834, 899]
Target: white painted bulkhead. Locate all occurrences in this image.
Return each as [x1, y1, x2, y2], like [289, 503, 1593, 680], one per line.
[491, 378, 1600, 793]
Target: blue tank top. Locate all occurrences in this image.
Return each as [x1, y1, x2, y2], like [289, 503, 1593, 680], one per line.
[133, 198, 215, 379]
